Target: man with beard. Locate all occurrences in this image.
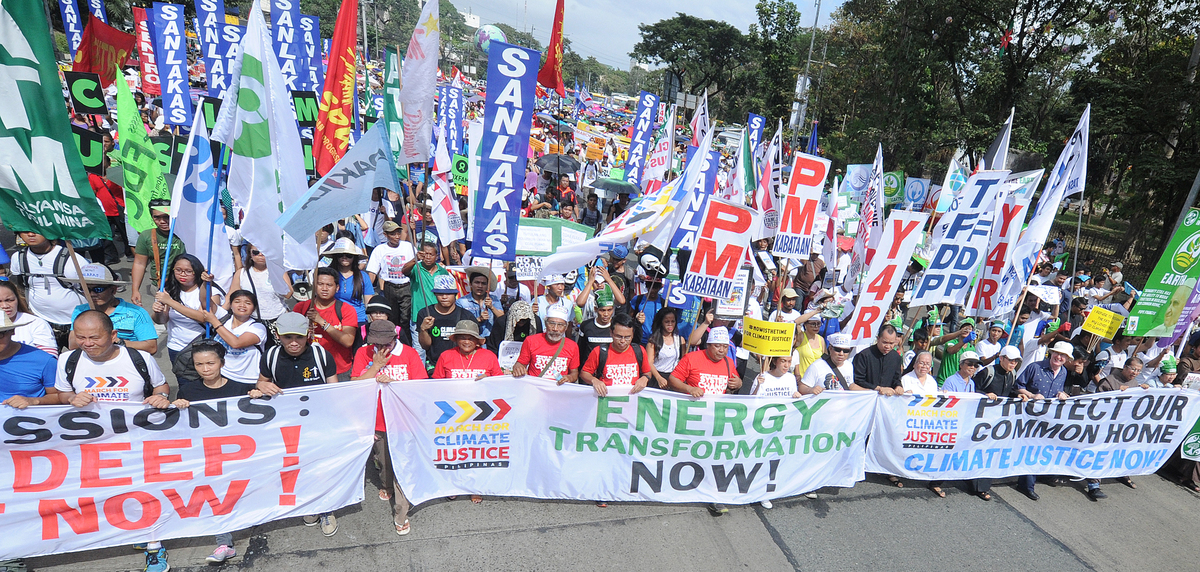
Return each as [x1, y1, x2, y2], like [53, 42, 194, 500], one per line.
[512, 305, 579, 384]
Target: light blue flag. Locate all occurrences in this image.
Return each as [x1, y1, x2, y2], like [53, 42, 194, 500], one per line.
[170, 112, 235, 291]
[277, 119, 400, 243]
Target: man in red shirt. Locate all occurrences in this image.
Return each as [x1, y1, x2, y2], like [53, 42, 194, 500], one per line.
[294, 268, 358, 378]
[581, 313, 651, 396]
[513, 305, 579, 384]
[669, 326, 742, 398]
[433, 320, 503, 379]
[351, 319, 425, 536]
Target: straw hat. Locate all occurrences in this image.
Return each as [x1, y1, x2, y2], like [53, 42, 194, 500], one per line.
[0, 312, 29, 333]
[324, 237, 364, 258]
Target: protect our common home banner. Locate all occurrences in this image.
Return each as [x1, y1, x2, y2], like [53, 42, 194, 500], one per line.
[0, 382, 376, 561]
[866, 390, 1200, 480]
[383, 377, 876, 505]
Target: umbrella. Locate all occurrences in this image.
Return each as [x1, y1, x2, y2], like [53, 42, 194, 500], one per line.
[674, 134, 690, 143]
[536, 154, 580, 174]
[591, 178, 638, 195]
[466, 94, 485, 103]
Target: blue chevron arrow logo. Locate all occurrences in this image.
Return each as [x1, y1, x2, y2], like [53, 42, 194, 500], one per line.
[434, 401, 456, 424]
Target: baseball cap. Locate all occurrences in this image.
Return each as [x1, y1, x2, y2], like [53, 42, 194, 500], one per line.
[826, 332, 852, 350]
[382, 221, 402, 232]
[275, 312, 310, 336]
[781, 288, 799, 299]
[960, 351, 981, 364]
[543, 274, 570, 286]
[1000, 346, 1022, 360]
[989, 320, 1007, 331]
[608, 244, 629, 259]
[365, 296, 394, 315]
[707, 326, 731, 345]
[366, 320, 398, 344]
[1112, 262, 1123, 269]
[433, 275, 459, 294]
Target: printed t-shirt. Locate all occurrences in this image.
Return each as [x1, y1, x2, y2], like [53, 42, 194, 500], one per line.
[582, 345, 649, 388]
[416, 305, 475, 364]
[517, 333, 580, 380]
[292, 300, 358, 373]
[53, 347, 167, 402]
[672, 350, 737, 396]
[352, 343, 428, 431]
[72, 300, 158, 344]
[752, 371, 797, 397]
[0, 344, 57, 400]
[433, 348, 503, 379]
[260, 345, 335, 388]
[366, 242, 416, 285]
[217, 319, 268, 383]
[800, 358, 853, 391]
[577, 319, 612, 362]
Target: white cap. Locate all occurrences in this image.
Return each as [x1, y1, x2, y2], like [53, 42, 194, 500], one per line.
[1048, 341, 1075, 357]
[707, 326, 731, 345]
[543, 274, 569, 286]
[1000, 346, 1022, 360]
[546, 305, 571, 322]
[826, 332, 852, 349]
[960, 351, 980, 363]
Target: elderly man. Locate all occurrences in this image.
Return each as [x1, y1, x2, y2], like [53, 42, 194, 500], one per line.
[68, 264, 158, 354]
[1012, 341, 1074, 501]
[941, 351, 981, 392]
[851, 324, 904, 395]
[799, 332, 854, 394]
[669, 326, 742, 399]
[1099, 357, 1147, 392]
[512, 305, 579, 383]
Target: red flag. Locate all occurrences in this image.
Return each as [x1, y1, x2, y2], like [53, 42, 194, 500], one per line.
[73, 18, 136, 88]
[312, 0, 358, 177]
[131, 7, 160, 95]
[537, 0, 566, 97]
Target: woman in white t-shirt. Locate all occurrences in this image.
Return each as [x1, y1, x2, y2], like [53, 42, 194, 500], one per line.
[752, 355, 799, 398]
[204, 289, 267, 384]
[154, 254, 225, 363]
[0, 281, 57, 356]
[230, 243, 290, 323]
[900, 351, 939, 395]
[646, 308, 685, 389]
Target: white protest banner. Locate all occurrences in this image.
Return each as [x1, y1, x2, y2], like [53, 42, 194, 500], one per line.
[383, 377, 875, 505]
[680, 199, 756, 299]
[910, 170, 1008, 306]
[866, 391, 1200, 480]
[843, 210, 928, 344]
[968, 169, 1042, 315]
[772, 152, 830, 259]
[0, 382, 376, 561]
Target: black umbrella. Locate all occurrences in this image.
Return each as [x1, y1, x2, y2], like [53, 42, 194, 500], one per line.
[591, 178, 638, 195]
[536, 153, 581, 174]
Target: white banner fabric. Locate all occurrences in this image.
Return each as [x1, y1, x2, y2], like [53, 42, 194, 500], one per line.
[383, 377, 877, 505]
[0, 381, 376, 560]
[865, 390, 1200, 480]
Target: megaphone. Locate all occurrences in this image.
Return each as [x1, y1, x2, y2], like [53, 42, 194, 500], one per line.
[639, 246, 670, 280]
[292, 281, 312, 302]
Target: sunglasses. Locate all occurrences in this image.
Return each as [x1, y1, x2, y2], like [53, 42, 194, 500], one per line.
[250, 250, 261, 256]
[89, 286, 111, 294]
[830, 347, 851, 354]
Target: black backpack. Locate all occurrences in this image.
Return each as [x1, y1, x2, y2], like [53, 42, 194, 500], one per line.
[16, 245, 73, 289]
[595, 344, 645, 380]
[65, 347, 156, 399]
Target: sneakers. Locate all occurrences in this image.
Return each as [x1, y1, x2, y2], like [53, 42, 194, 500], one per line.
[760, 500, 773, 509]
[320, 513, 339, 537]
[144, 548, 169, 572]
[707, 503, 728, 516]
[302, 515, 320, 526]
[206, 545, 236, 564]
[805, 492, 818, 499]
[1088, 488, 1107, 501]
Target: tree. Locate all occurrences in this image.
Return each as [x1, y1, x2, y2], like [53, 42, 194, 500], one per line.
[493, 23, 542, 51]
[630, 13, 749, 99]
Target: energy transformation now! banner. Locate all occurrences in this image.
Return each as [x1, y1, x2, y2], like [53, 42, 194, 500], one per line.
[0, 382, 376, 561]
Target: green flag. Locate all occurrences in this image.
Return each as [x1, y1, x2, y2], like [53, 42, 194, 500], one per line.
[1127, 208, 1200, 336]
[0, 0, 109, 240]
[383, 46, 407, 179]
[114, 73, 169, 232]
[883, 171, 904, 205]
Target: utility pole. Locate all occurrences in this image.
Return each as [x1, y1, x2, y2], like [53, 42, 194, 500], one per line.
[795, 0, 822, 152]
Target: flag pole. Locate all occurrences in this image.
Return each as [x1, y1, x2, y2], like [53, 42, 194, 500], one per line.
[203, 143, 230, 336]
[64, 242, 97, 311]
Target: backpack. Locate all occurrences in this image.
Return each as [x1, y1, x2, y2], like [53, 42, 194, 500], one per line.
[265, 343, 330, 383]
[595, 344, 645, 381]
[171, 314, 238, 384]
[65, 347, 156, 399]
[16, 245, 72, 290]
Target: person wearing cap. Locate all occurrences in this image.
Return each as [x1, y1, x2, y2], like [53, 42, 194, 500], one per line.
[931, 317, 977, 384]
[418, 275, 476, 368]
[1150, 355, 1180, 388]
[9, 230, 88, 347]
[0, 310, 59, 409]
[433, 320, 502, 379]
[366, 221, 417, 326]
[973, 346, 1022, 399]
[513, 304, 577, 382]
[457, 267, 505, 339]
[1104, 261, 1123, 291]
[577, 289, 617, 362]
[668, 326, 742, 398]
[130, 199, 187, 306]
[495, 269, 532, 312]
[792, 313, 826, 377]
[574, 257, 628, 320]
[629, 279, 666, 344]
[66, 264, 158, 354]
[402, 241, 451, 362]
[352, 319, 427, 532]
[0, 280, 56, 356]
[581, 312, 652, 396]
[975, 320, 1007, 365]
[799, 332, 855, 394]
[292, 268, 358, 378]
[940, 350, 981, 393]
[534, 274, 575, 327]
[1013, 340, 1074, 500]
[769, 288, 805, 324]
[256, 312, 338, 393]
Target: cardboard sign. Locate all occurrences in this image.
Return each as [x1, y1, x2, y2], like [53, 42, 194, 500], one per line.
[498, 340, 523, 370]
[530, 137, 546, 153]
[71, 124, 105, 175]
[64, 71, 106, 115]
[680, 199, 756, 299]
[714, 266, 753, 320]
[1082, 306, 1125, 340]
[773, 152, 830, 259]
[548, 143, 562, 154]
[843, 210, 928, 344]
[742, 317, 795, 356]
[291, 90, 319, 128]
[585, 145, 603, 161]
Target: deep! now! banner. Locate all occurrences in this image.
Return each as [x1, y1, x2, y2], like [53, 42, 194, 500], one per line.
[0, 382, 375, 560]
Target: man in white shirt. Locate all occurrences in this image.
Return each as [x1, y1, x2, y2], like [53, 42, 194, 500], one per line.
[976, 321, 1006, 364]
[799, 332, 854, 393]
[1104, 262, 1123, 291]
[494, 269, 532, 311]
[366, 221, 417, 326]
[10, 231, 87, 346]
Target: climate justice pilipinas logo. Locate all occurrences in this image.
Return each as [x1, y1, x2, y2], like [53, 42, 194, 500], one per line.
[430, 399, 514, 469]
[902, 394, 961, 449]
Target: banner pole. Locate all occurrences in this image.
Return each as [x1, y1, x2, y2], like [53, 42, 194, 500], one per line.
[1070, 190, 1084, 279]
[64, 242, 97, 311]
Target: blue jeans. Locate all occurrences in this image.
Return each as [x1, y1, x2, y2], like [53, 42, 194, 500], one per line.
[1018, 475, 1037, 491]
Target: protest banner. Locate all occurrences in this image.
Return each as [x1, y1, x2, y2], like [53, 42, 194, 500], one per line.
[85, 0, 106, 21]
[1082, 306, 1125, 340]
[970, 169, 1042, 314]
[746, 113, 765, 157]
[213, 22, 245, 100]
[866, 391, 1200, 480]
[195, 0, 226, 97]
[742, 317, 795, 356]
[514, 218, 595, 256]
[72, 17, 134, 89]
[671, 146, 720, 251]
[298, 14, 321, 91]
[151, 3, 193, 126]
[714, 266, 753, 320]
[270, 0, 302, 91]
[442, 85, 464, 156]
[843, 210, 928, 344]
[383, 377, 875, 505]
[0, 382, 376, 561]
[398, 0, 438, 163]
[113, 72, 169, 232]
[624, 91, 659, 188]
[71, 125, 105, 175]
[903, 177, 929, 210]
[1127, 208, 1200, 336]
[64, 72, 105, 115]
[498, 341, 523, 370]
[452, 154, 469, 186]
[882, 171, 904, 205]
[772, 152, 830, 259]
[515, 255, 543, 281]
[57, 0, 84, 58]
[910, 170, 1008, 306]
[0, 0, 109, 240]
[131, 7, 160, 95]
[475, 41, 540, 261]
[311, 0, 357, 177]
[680, 199, 756, 299]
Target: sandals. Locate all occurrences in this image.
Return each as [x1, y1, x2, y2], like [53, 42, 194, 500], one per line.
[888, 476, 904, 488]
[929, 485, 945, 498]
[379, 489, 391, 501]
[395, 519, 410, 536]
[1118, 476, 1136, 489]
[471, 495, 483, 504]
[976, 491, 992, 501]
[595, 501, 608, 508]
[1182, 480, 1200, 492]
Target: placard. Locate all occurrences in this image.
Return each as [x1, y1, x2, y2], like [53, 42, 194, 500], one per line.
[742, 317, 795, 356]
[1082, 306, 1125, 340]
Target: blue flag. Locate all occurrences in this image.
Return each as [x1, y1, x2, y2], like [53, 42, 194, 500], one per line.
[806, 120, 820, 155]
[194, 0, 226, 97]
[625, 91, 659, 188]
[152, 2, 194, 126]
[170, 113, 235, 290]
[57, 0, 84, 57]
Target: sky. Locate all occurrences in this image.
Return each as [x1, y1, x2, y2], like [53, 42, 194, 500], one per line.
[453, 0, 843, 71]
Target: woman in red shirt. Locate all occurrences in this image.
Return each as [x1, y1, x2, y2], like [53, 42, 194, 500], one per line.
[433, 320, 502, 380]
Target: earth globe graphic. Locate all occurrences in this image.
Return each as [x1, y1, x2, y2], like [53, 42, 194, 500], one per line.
[474, 24, 508, 54]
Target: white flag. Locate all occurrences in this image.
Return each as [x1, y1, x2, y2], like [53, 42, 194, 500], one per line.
[399, 0, 439, 164]
[429, 126, 465, 246]
[643, 104, 675, 182]
[689, 89, 709, 147]
[982, 108, 1014, 171]
[169, 112, 235, 293]
[211, 0, 316, 294]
